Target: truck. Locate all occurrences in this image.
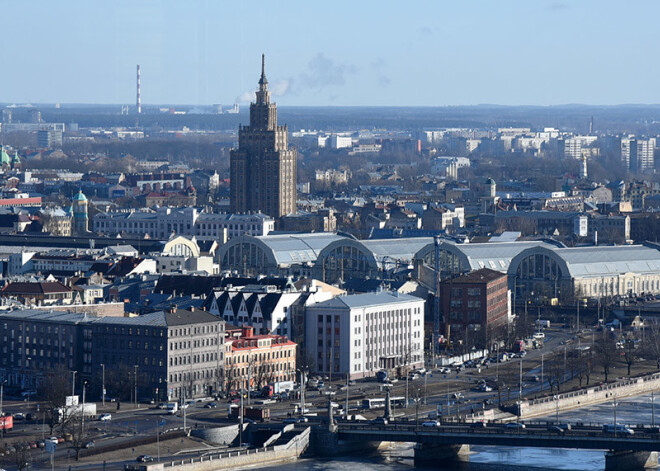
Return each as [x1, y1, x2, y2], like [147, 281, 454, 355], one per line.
[54, 403, 97, 423]
[0, 414, 13, 432]
[536, 319, 551, 329]
[261, 381, 295, 398]
[229, 406, 271, 422]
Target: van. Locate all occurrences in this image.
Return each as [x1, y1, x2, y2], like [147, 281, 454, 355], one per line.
[602, 424, 634, 435]
[166, 402, 178, 415]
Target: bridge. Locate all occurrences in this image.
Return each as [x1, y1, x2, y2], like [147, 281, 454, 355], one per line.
[338, 421, 660, 452]
[312, 420, 660, 470]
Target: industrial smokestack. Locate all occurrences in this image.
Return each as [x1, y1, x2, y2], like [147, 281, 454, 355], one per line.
[136, 65, 142, 114]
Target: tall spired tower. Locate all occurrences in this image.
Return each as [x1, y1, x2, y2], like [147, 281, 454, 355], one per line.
[230, 55, 297, 218]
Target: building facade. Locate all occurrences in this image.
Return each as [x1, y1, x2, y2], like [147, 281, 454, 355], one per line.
[305, 292, 425, 380]
[94, 207, 274, 241]
[230, 55, 297, 218]
[439, 268, 509, 344]
[224, 325, 296, 393]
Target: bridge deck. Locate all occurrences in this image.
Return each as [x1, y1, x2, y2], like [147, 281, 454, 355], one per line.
[338, 423, 660, 452]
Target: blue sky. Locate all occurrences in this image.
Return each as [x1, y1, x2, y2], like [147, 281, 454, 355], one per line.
[2, 0, 659, 106]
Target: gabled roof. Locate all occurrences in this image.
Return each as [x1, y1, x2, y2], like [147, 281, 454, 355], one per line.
[1, 281, 72, 295]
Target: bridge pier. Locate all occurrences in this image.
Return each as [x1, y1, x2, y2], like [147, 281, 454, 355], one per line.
[605, 450, 658, 471]
[413, 443, 470, 468]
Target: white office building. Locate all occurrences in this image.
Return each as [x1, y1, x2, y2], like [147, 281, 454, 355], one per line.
[305, 292, 425, 380]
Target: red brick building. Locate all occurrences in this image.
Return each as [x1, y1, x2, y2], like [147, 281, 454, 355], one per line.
[439, 268, 509, 345]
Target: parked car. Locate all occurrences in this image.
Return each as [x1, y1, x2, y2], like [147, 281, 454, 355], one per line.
[505, 422, 526, 429]
[99, 413, 112, 421]
[137, 455, 154, 463]
[204, 402, 217, 409]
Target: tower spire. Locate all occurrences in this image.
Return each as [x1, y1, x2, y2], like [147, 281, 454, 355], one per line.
[259, 53, 268, 88]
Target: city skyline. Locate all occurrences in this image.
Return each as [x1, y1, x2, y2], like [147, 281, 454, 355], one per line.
[3, 0, 660, 107]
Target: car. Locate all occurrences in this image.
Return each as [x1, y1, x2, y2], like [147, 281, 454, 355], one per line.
[438, 367, 451, 374]
[283, 417, 298, 424]
[470, 421, 487, 428]
[137, 455, 154, 463]
[204, 402, 217, 408]
[99, 413, 112, 421]
[25, 413, 35, 421]
[180, 403, 190, 409]
[36, 440, 45, 449]
[348, 380, 355, 386]
[48, 437, 59, 445]
[13, 413, 25, 420]
[422, 420, 440, 427]
[157, 402, 168, 409]
[372, 417, 389, 425]
[505, 422, 526, 429]
[84, 441, 95, 449]
[549, 425, 566, 434]
[451, 392, 464, 399]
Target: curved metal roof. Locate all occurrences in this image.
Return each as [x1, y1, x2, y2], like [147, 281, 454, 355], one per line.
[415, 240, 560, 273]
[218, 233, 348, 267]
[509, 244, 660, 279]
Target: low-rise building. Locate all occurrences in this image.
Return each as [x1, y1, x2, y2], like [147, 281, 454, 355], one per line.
[439, 268, 509, 345]
[223, 325, 296, 393]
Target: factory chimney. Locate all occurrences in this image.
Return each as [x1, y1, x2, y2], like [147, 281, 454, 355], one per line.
[136, 65, 142, 114]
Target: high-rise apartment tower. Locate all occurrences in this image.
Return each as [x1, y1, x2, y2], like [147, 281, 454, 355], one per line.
[230, 55, 297, 218]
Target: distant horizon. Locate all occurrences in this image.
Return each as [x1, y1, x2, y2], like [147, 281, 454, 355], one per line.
[3, 1, 660, 106]
[6, 102, 660, 110]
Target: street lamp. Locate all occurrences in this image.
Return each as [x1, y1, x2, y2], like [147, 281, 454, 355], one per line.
[554, 394, 559, 425]
[100, 364, 105, 407]
[71, 370, 77, 397]
[133, 365, 139, 409]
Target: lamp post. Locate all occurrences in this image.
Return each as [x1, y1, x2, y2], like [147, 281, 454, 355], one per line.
[0, 380, 5, 440]
[71, 370, 77, 397]
[101, 364, 105, 407]
[81, 381, 87, 436]
[554, 395, 559, 425]
[133, 365, 139, 409]
[541, 354, 544, 392]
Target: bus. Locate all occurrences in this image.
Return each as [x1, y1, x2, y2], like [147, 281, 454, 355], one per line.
[361, 397, 406, 409]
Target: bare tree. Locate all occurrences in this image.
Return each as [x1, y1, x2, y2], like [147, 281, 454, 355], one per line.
[38, 366, 72, 436]
[594, 337, 618, 382]
[623, 337, 638, 376]
[643, 321, 660, 369]
[63, 412, 93, 461]
[546, 355, 564, 394]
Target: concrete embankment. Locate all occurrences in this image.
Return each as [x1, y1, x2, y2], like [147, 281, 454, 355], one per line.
[162, 426, 310, 470]
[512, 372, 660, 419]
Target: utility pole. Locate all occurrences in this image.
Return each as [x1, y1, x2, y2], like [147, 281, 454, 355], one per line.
[541, 354, 544, 392]
[519, 358, 523, 400]
[345, 376, 349, 418]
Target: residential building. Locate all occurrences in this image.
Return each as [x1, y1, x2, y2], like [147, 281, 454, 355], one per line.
[224, 325, 296, 393]
[0, 281, 73, 306]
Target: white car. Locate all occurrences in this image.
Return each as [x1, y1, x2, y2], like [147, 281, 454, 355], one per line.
[99, 413, 112, 422]
[422, 420, 440, 427]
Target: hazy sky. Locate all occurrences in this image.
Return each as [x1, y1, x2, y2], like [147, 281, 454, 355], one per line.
[3, 0, 660, 107]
